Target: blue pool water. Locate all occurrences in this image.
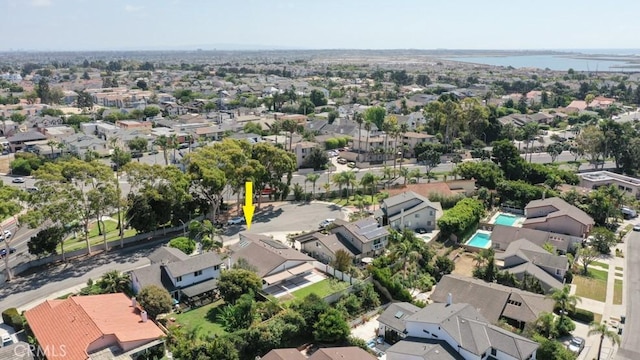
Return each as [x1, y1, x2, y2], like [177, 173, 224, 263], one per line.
[494, 214, 518, 226]
[466, 232, 491, 248]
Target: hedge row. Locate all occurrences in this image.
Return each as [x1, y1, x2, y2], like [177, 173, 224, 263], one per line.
[436, 198, 485, 236]
[371, 267, 412, 302]
[2, 308, 23, 331]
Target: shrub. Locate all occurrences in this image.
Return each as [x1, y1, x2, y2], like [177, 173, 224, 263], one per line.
[569, 308, 594, 324]
[168, 236, 195, 255]
[371, 267, 412, 302]
[436, 198, 485, 237]
[2, 308, 23, 331]
[428, 193, 465, 210]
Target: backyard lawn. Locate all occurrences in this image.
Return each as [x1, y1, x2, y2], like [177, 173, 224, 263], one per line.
[614, 279, 623, 305]
[172, 300, 226, 338]
[290, 279, 349, 300]
[573, 270, 608, 302]
[591, 261, 609, 270]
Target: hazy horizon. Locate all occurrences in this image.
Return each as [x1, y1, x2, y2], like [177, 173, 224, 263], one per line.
[2, 0, 639, 52]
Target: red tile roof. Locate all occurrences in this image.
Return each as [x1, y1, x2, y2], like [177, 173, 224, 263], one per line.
[24, 293, 165, 360]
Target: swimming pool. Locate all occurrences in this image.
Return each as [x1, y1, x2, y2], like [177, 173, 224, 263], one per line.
[494, 213, 518, 226]
[466, 231, 492, 249]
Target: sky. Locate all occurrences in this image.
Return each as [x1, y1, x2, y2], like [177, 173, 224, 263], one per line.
[1, 0, 639, 51]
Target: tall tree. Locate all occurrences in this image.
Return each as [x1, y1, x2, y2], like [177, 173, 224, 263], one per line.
[305, 173, 320, 199]
[588, 321, 621, 360]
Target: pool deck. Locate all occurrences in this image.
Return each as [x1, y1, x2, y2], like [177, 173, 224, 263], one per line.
[488, 212, 525, 227]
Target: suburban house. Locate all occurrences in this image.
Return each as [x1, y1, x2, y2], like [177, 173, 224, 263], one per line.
[377, 302, 421, 344]
[498, 113, 553, 127]
[130, 247, 222, 304]
[24, 293, 165, 360]
[579, 171, 640, 199]
[63, 133, 109, 158]
[497, 239, 569, 293]
[375, 191, 442, 232]
[229, 233, 316, 288]
[489, 225, 582, 254]
[350, 133, 396, 163]
[6, 131, 47, 152]
[262, 346, 376, 360]
[329, 218, 390, 259]
[294, 231, 359, 264]
[523, 197, 594, 238]
[430, 274, 555, 328]
[385, 301, 539, 360]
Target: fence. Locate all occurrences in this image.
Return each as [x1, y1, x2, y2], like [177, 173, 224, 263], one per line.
[2, 224, 187, 283]
[312, 261, 357, 285]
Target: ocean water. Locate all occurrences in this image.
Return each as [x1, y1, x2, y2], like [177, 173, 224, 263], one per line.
[446, 54, 640, 72]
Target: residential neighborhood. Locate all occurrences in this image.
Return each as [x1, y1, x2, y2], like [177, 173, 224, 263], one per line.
[2, 8, 640, 360]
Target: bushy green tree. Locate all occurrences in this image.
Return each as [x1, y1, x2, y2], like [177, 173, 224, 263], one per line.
[217, 269, 262, 304]
[168, 236, 195, 255]
[313, 308, 350, 343]
[137, 285, 173, 320]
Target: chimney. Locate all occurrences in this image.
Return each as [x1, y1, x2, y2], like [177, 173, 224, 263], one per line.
[447, 293, 453, 306]
[141, 310, 148, 323]
[131, 297, 136, 308]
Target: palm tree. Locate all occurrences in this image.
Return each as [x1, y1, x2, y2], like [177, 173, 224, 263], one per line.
[169, 133, 179, 163]
[270, 120, 282, 145]
[391, 241, 422, 280]
[364, 120, 372, 161]
[97, 270, 130, 293]
[47, 139, 59, 159]
[332, 172, 348, 199]
[305, 173, 320, 199]
[153, 135, 169, 165]
[398, 123, 409, 169]
[360, 172, 379, 205]
[399, 167, 410, 186]
[282, 119, 298, 152]
[409, 168, 422, 184]
[588, 321, 621, 360]
[354, 111, 364, 162]
[548, 285, 581, 318]
[343, 171, 357, 200]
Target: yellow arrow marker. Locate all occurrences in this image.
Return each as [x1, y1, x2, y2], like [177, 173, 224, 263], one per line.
[243, 181, 255, 229]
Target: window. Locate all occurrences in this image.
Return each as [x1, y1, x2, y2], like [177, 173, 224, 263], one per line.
[213, 265, 220, 271]
[556, 268, 561, 275]
[491, 348, 497, 356]
[414, 213, 419, 218]
[430, 210, 434, 216]
[427, 221, 432, 226]
[194, 270, 202, 277]
[176, 276, 182, 282]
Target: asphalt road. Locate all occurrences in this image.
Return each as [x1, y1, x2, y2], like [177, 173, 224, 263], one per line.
[0, 202, 344, 310]
[616, 230, 640, 360]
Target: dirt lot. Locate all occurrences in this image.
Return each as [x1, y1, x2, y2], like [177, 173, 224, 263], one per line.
[452, 252, 476, 277]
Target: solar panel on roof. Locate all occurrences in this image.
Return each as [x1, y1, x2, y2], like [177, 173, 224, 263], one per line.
[261, 239, 288, 249]
[238, 239, 250, 248]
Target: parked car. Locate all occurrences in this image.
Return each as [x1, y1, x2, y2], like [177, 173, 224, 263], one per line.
[347, 162, 356, 168]
[26, 186, 39, 193]
[0, 247, 16, 257]
[0, 230, 11, 240]
[227, 216, 245, 225]
[567, 337, 585, 354]
[415, 228, 427, 234]
[319, 219, 335, 228]
[337, 158, 347, 165]
[11, 177, 24, 183]
[633, 224, 640, 232]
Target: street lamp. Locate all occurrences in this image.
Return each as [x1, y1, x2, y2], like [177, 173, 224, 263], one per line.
[178, 219, 187, 238]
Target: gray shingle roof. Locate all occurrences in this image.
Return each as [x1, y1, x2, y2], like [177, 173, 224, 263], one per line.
[7, 131, 47, 142]
[386, 337, 464, 360]
[502, 238, 569, 270]
[525, 197, 594, 226]
[131, 264, 177, 292]
[378, 302, 421, 334]
[165, 252, 223, 278]
[408, 303, 539, 359]
[148, 246, 189, 264]
[261, 348, 306, 360]
[490, 225, 572, 253]
[231, 233, 314, 277]
[431, 274, 555, 324]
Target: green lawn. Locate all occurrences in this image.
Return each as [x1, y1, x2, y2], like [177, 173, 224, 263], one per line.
[591, 261, 609, 270]
[616, 272, 623, 277]
[290, 278, 349, 300]
[172, 300, 226, 338]
[614, 279, 623, 305]
[574, 274, 607, 302]
[60, 219, 137, 252]
[616, 266, 624, 271]
[588, 268, 608, 282]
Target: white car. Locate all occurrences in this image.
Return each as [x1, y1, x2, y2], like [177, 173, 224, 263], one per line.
[227, 217, 245, 225]
[1, 332, 12, 347]
[319, 219, 335, 228]
[0, 230, 11, 241]
[567, 336, 585, 354]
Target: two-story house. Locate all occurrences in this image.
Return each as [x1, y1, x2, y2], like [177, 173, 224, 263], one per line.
[229, 233, 316, 289]
[523, 197, 594, 238]
[130, 247, 222, 303]
[385, 301, 539, 360]
[292, 141, 320, 169]
[330, 218, 390, 259]
[497, 239, 569, 293]
[63, 133, 110, 158]
[375, 191, 442, 232]
[402, 132, 437, 158]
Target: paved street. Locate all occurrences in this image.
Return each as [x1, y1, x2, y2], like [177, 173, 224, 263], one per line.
[616, 230, 640, 360]
[0, 201, 345, 311]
